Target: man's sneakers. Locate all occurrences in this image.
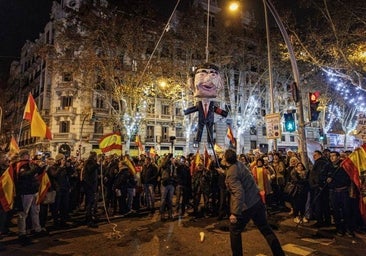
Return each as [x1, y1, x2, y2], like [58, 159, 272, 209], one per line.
[293, 216, 309, 224]
[293, 216, 301, 224]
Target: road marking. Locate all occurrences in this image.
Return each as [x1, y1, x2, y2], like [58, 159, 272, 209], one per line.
[301, 237, 334, 245]
[282, 243, 316, 255]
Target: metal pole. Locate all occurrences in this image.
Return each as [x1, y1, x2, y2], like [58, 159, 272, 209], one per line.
[265, 0, 308, 167]
[79, 113, 89, 160]
[205, 0, 210, 63]
[263, 0, 277, 151]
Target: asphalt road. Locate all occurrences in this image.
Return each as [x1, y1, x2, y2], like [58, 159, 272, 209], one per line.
[1, 208, 366, 256]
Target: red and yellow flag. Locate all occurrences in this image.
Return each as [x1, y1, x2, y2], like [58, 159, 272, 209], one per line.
[9, 135, 20, 156]
[124, 155, 136, 175]
[135, 135, 144, 153]
[149, 147, 157, 159]
[99, 132, 122, 154]
[341, 144, 366, 222]
[190, 149, 201, 175]
[214, 143, 224, 153]
[227, 125, 236, 147]
[0, 165, 15, 212]
[204, 145, 211, 169]
[23, 93, 52, 140]
[36, 171, 51, 204]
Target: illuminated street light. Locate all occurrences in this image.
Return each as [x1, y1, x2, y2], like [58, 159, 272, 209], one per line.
[228, 1, 239, 12]
[229, 0, 308, 166]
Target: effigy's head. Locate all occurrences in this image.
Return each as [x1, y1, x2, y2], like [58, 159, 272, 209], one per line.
[191, 63, 223, 98]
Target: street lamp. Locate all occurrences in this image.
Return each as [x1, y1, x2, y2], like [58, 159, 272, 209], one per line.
[263, 0, 276, 151]
[229, 0, 308, 166]
[263, 0, 308, 167]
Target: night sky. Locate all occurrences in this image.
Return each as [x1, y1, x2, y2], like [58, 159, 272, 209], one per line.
[0, 0, 53, 81]
[0, 0, 258, 83]
[0, 0, 176, 82]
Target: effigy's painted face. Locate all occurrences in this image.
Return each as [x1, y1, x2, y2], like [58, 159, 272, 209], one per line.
[194, 67, 223, 98]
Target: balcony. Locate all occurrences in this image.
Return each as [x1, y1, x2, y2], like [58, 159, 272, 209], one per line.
[55, 81, 78, 96]
[53, 106, 77, 120]
[52, 133, 76, 141]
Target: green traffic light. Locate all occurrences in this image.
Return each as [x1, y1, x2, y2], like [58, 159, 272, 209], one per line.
[284, 113, 296, 132]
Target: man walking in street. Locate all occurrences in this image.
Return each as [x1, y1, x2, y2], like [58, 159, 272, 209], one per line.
[82, 151, 99, 228]
[219, 149, 285, 256]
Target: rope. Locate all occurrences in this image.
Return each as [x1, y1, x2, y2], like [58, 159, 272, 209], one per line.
[99, 159, 123, 239]
[136, 0, 181, 87]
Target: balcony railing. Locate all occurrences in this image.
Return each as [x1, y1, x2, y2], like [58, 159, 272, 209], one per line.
[52, 133, 76, 140]
[54, 106, 77, 117]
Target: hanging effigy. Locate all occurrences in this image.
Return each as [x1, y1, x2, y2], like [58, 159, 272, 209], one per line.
[184, 63, 228, 147]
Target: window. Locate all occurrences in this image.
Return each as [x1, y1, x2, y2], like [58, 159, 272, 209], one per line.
[59, 121, 70, 133]
[175, 107, 182, 116]
[176, 127, 183, 138]
[96, 96, 104, 108]
[146, 126, 154, 141]
[281, 135, 285, 141]
[162, 126, 169, 141]
[61, 96, 72, 108]
[250, 140, 257, 150]
[94, 122, 103, 134]
[62, 72, 73, 82]
[162, 105, 170, 116]
[290, 135, 295, 142]
[262, 126, 267, 136]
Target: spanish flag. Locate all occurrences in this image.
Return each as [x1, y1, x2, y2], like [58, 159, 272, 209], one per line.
[341, 144, 366, 222]
[0, 165, 15, 212]
[23, 93, 52, 140]
[135, 135, 144, 153]
[204, 145, 212, 169]
[227, 125, 236, 148]
[190, 149, 201, 175]
[123, 155, 136, 175]
[99, 132, 122, 154]
[149, 147, 157, 159]
[214, 143, 224, 153]
[9, 135, 20, 156]
[36, 171, 51, 204]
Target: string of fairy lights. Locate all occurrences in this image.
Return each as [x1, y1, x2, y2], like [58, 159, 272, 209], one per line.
[323, 70, 366, 133]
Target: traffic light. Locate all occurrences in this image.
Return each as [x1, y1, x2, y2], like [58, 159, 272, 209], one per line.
[319, 128, 325, 141]
[309, 92, 320, 121]
[284, 113, 296, 132]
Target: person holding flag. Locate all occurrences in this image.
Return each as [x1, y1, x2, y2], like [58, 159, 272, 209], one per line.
[0, 152, 11, 240]
[16, 149, 46, 245]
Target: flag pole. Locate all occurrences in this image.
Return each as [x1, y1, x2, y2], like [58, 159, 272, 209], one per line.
[17, 120, 24, 145]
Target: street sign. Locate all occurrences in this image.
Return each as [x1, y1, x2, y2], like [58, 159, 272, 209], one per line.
[265, 113, 281, 139]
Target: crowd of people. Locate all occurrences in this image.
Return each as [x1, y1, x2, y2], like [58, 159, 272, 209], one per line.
[0, 146, 365, 250]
